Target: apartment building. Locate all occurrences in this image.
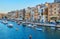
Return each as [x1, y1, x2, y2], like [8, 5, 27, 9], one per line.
[17, 9, 25, 21]
[36, 3, 48, 23]
[0, 13, 7, 19]
[30, 7, 36, 22]
[7, 0, 60, 22]
[7, 9, 26, 21]
[48, 3, 60, 22]
[25, 7, 31, 22]
[7, 11, 17, 18]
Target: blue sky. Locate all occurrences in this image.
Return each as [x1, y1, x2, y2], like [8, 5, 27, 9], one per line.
[0, 0, 54, 13]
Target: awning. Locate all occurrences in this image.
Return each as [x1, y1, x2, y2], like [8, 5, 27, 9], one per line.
[50, 14, 59, 17]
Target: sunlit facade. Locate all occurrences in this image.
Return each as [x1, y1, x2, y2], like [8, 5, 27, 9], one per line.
[25, 7, 31, 22]
[7, 1, 60, 22]
[48, 3, 60, 22]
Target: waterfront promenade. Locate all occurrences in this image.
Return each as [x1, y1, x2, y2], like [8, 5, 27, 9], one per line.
[20, 21, 60, 28]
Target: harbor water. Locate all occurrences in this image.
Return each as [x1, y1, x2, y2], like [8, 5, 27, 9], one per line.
[0, 20, 60, 39]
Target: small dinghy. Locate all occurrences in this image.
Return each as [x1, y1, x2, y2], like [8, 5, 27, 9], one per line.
[7, 24, 13, 28]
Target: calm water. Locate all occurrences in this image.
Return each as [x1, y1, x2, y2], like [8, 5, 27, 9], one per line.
[0, 20, 60, 39]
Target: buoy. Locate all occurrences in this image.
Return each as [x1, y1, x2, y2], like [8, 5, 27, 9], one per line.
[29, 35, 32, 39]
[16, 28, 19, 31]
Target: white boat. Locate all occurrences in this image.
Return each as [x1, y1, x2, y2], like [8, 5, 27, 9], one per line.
[32, 24, 37, 27]
[7, 18, 10, 21]
[2, 20, 8, 24]
[28, 24, 32, 27]
[35, 28, 43, 31]
[50, 20, 56, 25]
[22, 22, 25, 23]
[7, 24, 13, 28]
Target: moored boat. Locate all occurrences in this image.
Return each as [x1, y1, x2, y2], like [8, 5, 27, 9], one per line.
[2, 20, 8, 24]
[7, 24, 13, 28]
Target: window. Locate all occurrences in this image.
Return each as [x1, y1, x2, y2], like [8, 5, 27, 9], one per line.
[52, 4, 56, 8]
[58, 4, 60, 8]
[54, 4, 56, 7]
[59, 4, 60, 6]
[41, 9, 43, 13]
[54, 12, 56, 14]
[54, 8, 56, 10]
[59, 12, 60, 13]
